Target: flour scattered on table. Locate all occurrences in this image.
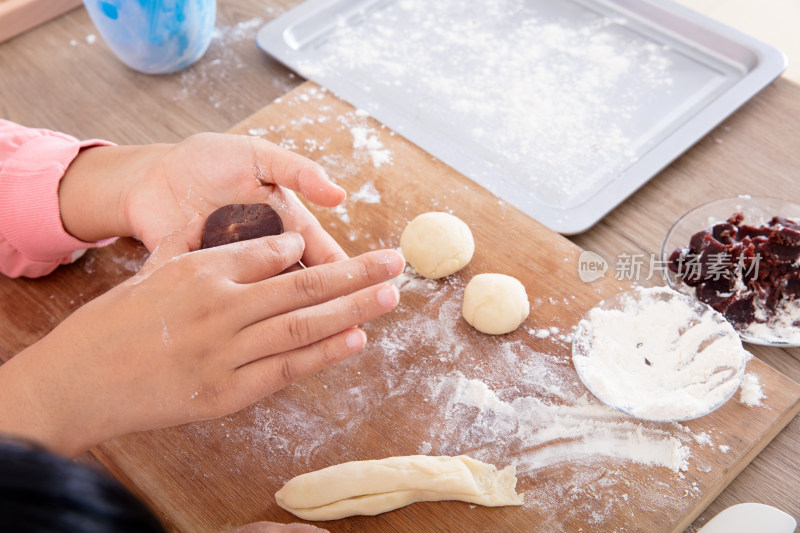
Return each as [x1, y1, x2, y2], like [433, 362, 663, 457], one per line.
[693, 432, 712, 446]
[739, 373, 765, 407]
[350, 126, 392, 168]
[175, 18, 276, 111]
[349, 181, 381, 204]
[430, 372, 690, 473]
[188, 272, 728, 526]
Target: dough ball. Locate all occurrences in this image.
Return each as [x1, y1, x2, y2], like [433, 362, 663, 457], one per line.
[462, 273, 529, 335]
[399, 212, 474, 279]
[201, 203, 283, 249]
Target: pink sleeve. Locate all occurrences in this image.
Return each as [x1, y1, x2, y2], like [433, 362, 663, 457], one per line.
[0, 119, 117, 278]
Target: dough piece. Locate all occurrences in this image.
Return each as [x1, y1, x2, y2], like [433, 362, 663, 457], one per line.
[462, 273, 529, 334]
[399, 212, 474, 279]
[275, 455, 523, 521]
[201, 203, 283, 249]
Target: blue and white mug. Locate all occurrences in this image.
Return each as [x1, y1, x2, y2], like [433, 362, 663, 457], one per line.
[83, 0, 216, 74]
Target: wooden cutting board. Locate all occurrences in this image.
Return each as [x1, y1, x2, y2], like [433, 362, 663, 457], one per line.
[2, 81, 798, 532]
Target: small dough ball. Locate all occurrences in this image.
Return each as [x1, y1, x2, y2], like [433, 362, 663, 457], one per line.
[399, 212, 474, 279]
[462, 273, 529, 335]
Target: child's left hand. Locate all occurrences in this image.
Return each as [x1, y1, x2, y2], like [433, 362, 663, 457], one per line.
[59, 132, 348, 266]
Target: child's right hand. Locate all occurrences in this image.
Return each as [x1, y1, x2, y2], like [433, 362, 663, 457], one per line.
[0, 219, 403, 457]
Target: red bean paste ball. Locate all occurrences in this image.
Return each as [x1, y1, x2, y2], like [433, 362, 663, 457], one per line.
[201, 204, 284, 249]
[668, 212, 800, 327]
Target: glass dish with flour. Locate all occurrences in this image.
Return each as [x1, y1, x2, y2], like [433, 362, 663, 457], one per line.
[572, 286, 750, 422]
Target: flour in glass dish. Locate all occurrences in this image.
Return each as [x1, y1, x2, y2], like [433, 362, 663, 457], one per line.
[573, 286, 751, 421]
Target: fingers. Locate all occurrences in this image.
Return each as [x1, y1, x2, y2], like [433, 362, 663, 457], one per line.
[250, 137, 350, 266]
[197, 232, 306, 284]
[234, 327, 367, 400]
[245, 249, 404, 321]
[132, 214, 204, 281]
[251, 137, 345, 208]
[233, 282, 398, 366]
[270, 188, 349, 267]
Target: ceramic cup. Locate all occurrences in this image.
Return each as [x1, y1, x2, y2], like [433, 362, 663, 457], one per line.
[83, 0, 216, 74]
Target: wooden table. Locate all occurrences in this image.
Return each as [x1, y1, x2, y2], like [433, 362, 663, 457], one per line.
[1, 2, 799, 531]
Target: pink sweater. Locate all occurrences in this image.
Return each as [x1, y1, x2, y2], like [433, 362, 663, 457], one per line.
[0, 119, 116, 278]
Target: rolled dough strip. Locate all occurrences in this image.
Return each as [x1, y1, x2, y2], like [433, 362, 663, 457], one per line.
[275, 455, 523, 521]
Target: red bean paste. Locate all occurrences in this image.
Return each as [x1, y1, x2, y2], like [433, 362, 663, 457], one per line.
[668, 213, 800, 328]
[201, 204, 284, 249]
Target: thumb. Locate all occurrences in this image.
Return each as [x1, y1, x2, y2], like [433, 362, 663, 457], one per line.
[130, 214, 205, 282]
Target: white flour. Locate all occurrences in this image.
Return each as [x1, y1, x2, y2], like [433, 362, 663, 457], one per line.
[245, 90, 394, 239]
[295, 0, 676, 208]
[431, 372, 689, 473]
[573, 286, 750, 421]
[739, 373, 765, 407]
[175, 17, 277, 111]
[350, 126, 392, 168]
[188, 88, 769, 527]
[349, 181, 381, 204]
[181, 266, 772, 526]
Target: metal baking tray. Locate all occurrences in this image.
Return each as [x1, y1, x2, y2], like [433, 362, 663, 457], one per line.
[257, 0, 786, 234]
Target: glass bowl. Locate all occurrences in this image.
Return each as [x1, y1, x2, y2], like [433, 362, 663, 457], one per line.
[660, 196, 800, 347]
[572, 286, 747, 422]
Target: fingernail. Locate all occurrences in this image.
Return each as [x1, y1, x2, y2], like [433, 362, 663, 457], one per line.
[346, 329, 366, 349]
[380, 251, 405, 276]
[376, 284, 399, 308]
[282, 231, 305, 248]
[315, 165, 344, 193]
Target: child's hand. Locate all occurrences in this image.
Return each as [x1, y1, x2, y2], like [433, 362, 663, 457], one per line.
[59, 133, 348, 266]
[0, 220, 403, 457]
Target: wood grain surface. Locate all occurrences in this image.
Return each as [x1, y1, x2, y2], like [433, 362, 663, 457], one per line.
[101, 84, 800, 533]
[1, 2, 799, 531]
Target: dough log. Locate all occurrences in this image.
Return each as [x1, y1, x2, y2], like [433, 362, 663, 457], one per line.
[275, 455, 523, 521]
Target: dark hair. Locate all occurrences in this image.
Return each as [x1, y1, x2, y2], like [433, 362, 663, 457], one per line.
[0, 438, 166, 532]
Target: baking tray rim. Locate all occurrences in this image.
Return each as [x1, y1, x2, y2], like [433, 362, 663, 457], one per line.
[256, 0, 787, 234]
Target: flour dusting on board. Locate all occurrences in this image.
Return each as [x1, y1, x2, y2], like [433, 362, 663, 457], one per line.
[245, 87, 395, 174]
[739, 373, 765, 406]
[182, 266, 771, 526]
[245, 90, 393, 240]
[350, 126, 393, 168]
[187, 75, 765, 528]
